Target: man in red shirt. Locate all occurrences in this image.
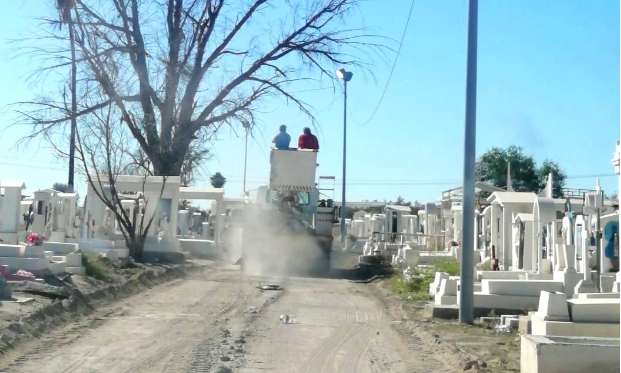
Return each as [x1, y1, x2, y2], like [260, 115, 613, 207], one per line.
[298, 127, 319, 150]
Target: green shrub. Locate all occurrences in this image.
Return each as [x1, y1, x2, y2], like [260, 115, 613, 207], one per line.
[389, 260, 462, 303]
[432, 260, 460, 275]
[477, 260, 492, 271]
[82, 255, 110, 280]
[389, 268, 435, 302]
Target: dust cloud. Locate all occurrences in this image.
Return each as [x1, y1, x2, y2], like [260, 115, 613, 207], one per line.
[238, 204, 329, 278]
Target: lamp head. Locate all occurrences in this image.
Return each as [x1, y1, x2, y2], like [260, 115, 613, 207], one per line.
[336, 68, 353, 82]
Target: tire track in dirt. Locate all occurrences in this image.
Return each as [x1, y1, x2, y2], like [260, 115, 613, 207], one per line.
[128, 275, 245, 373]
[155, 273, 287, 373]
[302, 324, 354, 373]
[346, 327, 375, 373]
[0, 267, 251, 373]
[301, 287, 380, 373]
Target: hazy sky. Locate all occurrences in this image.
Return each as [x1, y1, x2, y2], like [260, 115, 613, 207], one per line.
[0, 0, 618, 204]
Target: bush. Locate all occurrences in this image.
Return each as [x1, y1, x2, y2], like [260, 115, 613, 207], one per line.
[389, 268, 435, 302]
[389, 260, 461, 303]
[477, 260, 492, 271]
[432, 260, 460, 275]
[82, 255, 110, 280]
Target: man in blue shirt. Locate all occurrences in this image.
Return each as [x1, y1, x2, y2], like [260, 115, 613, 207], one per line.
[272, 124, 291, 149]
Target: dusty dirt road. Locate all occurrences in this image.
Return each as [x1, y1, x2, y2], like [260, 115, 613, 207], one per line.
[0, 265, 459, 373]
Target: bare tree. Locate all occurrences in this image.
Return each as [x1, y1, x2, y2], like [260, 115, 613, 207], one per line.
[16, 0, 382, 177]
[73, 101, 166, 261]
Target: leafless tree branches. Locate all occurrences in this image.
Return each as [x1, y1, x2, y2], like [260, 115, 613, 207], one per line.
[15, 0, 384, 176]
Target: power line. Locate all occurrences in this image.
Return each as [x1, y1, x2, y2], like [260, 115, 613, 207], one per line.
[288, 87, 334, 94]
[289, 93, 344, 130]
[359, 0, 416, 127]
[0, 156, 65, 165]
[210, 174, 617, 183]
[566, 173, 616, 179]
[0, 161, 65, 171]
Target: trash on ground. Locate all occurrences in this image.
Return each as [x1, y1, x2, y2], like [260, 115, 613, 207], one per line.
[2, 297, 34, 304]
[258, 284, 283, 291]
[279, 314, 296, 324]
[403, 267, 413, 281]
[349, 275, 384, 284]
[494, 325, 511, 334]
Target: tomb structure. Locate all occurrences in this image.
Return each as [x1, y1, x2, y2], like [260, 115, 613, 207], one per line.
[0, 182, 27, 244]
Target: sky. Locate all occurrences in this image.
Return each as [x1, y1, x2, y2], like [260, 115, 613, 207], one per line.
[0, 0, 618, 205]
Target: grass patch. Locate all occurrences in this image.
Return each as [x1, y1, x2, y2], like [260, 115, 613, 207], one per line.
[388, 258, 467, 303]
[473, 310, 499, 330]
[389, 272, 435, 301]
[476, 260, 492, 271]
[389, 259, 463, 302]
[82, 255, 110, 280]
[433, 260, 460, 275]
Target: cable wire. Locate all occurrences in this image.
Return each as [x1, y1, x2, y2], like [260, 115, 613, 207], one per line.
[359, 0, 416, 127]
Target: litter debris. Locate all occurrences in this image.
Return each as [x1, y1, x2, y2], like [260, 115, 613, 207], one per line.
[349, 275, 384, 284]
[279, 314, 296, 324]
[257, 284, 283, 291]
[3, 297, 35, 304]
[8, 281, 70, 299]
[461, 360, 479, 371]
[0, 266, 36, 282]
[494, 325, 511, 334]
[403, 266, 413, 281]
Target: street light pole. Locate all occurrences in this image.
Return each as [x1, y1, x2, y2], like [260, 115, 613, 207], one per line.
[459, 0, 478, 325]
[336, 68, 353, 246]
[243, 126, 249, 196]
[341, 79, 348, 246]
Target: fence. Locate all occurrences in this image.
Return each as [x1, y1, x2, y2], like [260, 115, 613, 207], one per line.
[370, 231, 446, 251]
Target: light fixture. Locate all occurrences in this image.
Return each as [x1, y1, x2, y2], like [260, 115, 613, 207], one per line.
[336, 68, 353, 82]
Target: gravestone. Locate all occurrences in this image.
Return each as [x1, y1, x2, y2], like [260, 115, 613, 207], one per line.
[535, 291, 570, 322]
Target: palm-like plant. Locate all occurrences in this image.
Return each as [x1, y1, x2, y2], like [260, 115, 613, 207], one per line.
[210, 172, 226, 188]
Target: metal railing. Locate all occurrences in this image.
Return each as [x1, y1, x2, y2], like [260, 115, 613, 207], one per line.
[370, 231, 446, 251]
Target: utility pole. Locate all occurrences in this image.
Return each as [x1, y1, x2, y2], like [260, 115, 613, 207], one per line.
[341, 79, 348, 246]
[336, 68, 353, 246]
[591, 180, 603, 291]
[66, 7, 77, 193]
[459, 0, 478, 325]
[243, 124, 249, 197]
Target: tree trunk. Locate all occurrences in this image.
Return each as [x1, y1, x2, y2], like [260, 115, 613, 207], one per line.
[152, 140, 189, 176]
[128, 235, 145, 262]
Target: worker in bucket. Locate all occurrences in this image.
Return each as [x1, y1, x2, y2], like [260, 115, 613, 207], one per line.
[272, 124, 291, 149]
[298, 127, 319, 150]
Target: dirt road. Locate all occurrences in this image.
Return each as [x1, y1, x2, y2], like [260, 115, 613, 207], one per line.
[0, 266, 457, 373]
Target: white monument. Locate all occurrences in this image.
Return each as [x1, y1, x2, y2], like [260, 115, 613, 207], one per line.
[0, 181, 26, 244]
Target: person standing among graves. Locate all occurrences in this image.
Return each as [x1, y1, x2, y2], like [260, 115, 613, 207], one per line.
[298, 127, 319, 150]
[272, 125, 291, 149]
[23, 205, 34, 231]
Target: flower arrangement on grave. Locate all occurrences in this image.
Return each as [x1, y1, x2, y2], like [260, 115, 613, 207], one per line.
[27, 233, 46, 246]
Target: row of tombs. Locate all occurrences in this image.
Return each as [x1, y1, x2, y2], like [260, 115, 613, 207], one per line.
[0, 176, 232, 279]
[347, 178, 618, 278]
[360, 179, 618, 371]
[341, 144, 621, 373]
